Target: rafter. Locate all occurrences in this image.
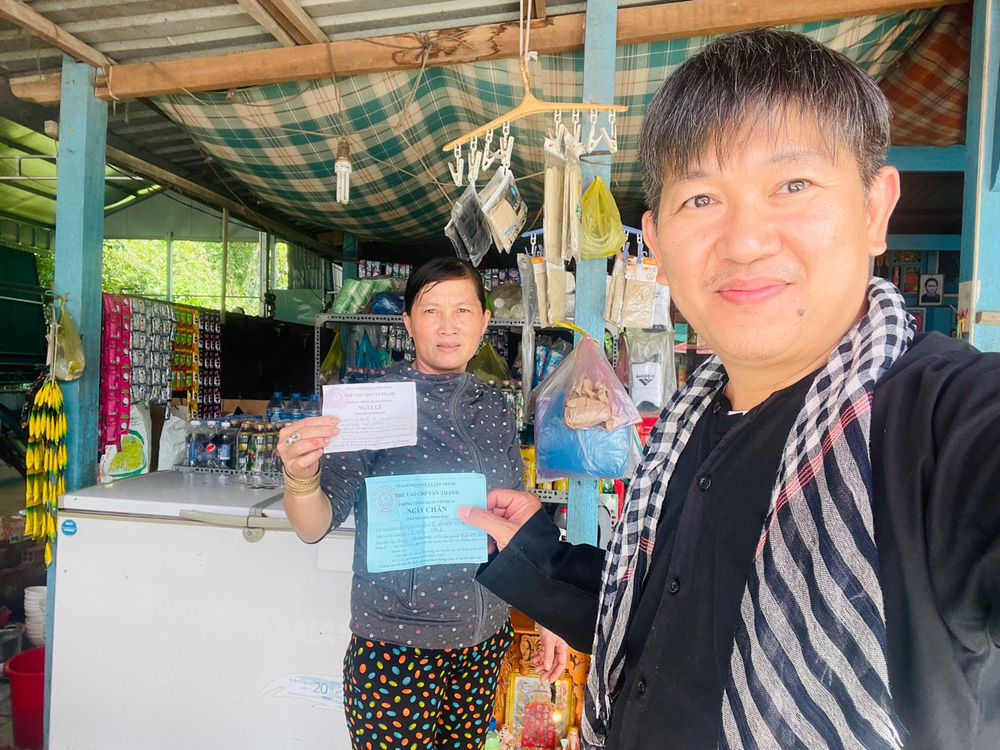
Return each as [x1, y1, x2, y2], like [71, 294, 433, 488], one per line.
[532, 0, 547, 20]
[259, 0, 327, 45]
[236, 0, 297, 47]
[0, 0, 112, 70]
[8, 0, 962, 106]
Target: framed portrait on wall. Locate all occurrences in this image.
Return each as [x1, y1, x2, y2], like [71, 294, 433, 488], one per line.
[919, 274, 945, 305]
[906, 308, 926, 334]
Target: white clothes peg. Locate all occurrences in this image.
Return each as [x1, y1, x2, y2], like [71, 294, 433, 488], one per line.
[498, 121, 515, 169]
[448, 143, 465, 187]
[481, 129, 498, 171]
[467, 136, 484, 184]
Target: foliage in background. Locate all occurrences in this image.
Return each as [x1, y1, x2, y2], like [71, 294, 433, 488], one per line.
[34, 238, 280, 314]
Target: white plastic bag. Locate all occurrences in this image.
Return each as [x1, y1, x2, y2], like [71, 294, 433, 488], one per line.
[158, 405, 188, 471]
[621, 256, 658, 329]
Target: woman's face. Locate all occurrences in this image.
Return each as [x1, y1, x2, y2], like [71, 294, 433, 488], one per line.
[403, 277, 490, 375]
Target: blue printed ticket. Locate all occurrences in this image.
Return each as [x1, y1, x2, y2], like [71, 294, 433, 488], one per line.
[364, 473, 488, 573]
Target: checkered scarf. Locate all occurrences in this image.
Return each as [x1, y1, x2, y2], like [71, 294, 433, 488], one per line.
[583, 278, 912, 749]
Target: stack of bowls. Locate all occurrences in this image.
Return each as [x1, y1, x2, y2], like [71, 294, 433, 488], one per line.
[23, 587, 46, 646]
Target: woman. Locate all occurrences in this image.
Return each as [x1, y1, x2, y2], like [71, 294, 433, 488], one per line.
[278, 257, 565, 750]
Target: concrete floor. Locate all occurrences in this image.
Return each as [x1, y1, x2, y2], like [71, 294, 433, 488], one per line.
[0, 680, 12, 747]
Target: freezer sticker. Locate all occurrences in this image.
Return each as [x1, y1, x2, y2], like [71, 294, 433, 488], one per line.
[259, 674, 343, 710]
[60, 519, 77, 536]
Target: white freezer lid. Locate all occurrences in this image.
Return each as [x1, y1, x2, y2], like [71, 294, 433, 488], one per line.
[59, 471, 284, 519]
[59, 470, 356, 530]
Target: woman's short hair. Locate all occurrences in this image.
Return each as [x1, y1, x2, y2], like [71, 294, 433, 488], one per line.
[638, 27, 892, 215]
[404, 257, 487, 314]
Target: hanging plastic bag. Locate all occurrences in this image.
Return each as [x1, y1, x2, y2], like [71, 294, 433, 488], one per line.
[605, 251, 627, 328]
[158, 404, 188, 471]
[479, 167, 527, 253]
[49, 299, 85, 381]
[531, 255, 551, 328]
[651, 283, 671, 329]
[446, 182, 494, 267]
[533, 332, 641, 479]
[627, 329, 677, 413]
[467, 341, 511, 384]
[343, 332, 387, 384]
[319, 328, 344, 385]
[579, 177, 626, 260]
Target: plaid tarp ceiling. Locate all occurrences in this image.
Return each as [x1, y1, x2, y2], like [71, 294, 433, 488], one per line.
[153, 7, 967, 244]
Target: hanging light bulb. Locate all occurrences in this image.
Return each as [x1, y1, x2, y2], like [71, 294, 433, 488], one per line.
[335, 138, 352, 205]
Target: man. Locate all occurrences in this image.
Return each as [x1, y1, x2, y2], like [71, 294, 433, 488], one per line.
[459, 28, 1000, 750]
[920, 276, 942, 304]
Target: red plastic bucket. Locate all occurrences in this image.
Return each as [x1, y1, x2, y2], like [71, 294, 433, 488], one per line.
[4, 646, 45, 749]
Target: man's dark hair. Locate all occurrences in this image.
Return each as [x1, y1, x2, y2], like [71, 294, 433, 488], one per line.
[404, 256, 486, 314]
[638, 27, 892, 214]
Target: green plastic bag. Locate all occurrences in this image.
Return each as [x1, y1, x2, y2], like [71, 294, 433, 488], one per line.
[579, 177, 626, 260]
[467, 341, 511, 385]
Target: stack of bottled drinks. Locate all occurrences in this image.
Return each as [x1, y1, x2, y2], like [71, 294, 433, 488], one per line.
[181, 392, 322, 483]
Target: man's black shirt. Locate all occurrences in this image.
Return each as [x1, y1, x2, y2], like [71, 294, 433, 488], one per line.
[479, 333, 1000, 750]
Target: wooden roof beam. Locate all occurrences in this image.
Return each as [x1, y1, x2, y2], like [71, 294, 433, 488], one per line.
[0, 0, 112, 70]
[532, 0, 547, 21]
[8, 0, 963, 106]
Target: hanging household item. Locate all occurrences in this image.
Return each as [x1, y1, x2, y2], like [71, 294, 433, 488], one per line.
[606, 247, 627, 328]
[334, 138, 352, 205]
[441, 0, 626, 172]
[533, 328, 641, 479]
[627, 329, 677, 412]
[445, 182, 494, 267]
[49, 298, 84, 382]
[561, 123, 584, 262]
[26, 317, 67, 566]
[479, 167, 527, 253]
[543, 129, 566, 265]
[579, 177, 626, 260]
[621, 236, 658, 329]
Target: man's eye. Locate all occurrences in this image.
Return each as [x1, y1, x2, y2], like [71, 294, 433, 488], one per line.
[778, 179, 811, 194]
[682, 194, 714, 209]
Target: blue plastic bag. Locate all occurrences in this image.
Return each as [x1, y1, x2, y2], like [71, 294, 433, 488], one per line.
[535, 391, 632, 479]
[370, 292, 405, 315]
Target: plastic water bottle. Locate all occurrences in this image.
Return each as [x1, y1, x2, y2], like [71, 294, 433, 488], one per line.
[266, 392, 284, 422]
[286, 393, 304, 421]
[484, 718, 500, 750]
[303, 394, 321, 418]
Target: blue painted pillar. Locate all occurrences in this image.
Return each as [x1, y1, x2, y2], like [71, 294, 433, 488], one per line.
[48, 54, 107, 739]
[961, 0, 1000, 349]
[52, 56, 106, 490]
[567, 0, 616, 546]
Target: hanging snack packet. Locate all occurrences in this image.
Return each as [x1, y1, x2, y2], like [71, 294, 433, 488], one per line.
[605, 251, 627, 328]
[480, 167, 527, 253]
[543, 137, 565, 264]
[561, 133, 584, 262]
[579, 177, 626, 260]
[621, 255, 658, 329]
[446, 182, 494, 267]
[531, 255, 551, 328]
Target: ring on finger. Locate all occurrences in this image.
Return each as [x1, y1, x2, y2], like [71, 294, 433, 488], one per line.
[284, 431, 302, 447]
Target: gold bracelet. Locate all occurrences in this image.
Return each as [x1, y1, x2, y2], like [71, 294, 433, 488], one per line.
[283, 468, 321, 496]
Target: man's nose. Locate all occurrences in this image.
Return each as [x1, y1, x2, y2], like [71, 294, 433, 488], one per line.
[714, 197, 780, 265]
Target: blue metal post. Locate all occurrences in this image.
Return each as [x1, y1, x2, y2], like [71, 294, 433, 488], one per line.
[567, 0, 616, 546]
[961, 0, 1000, 349]
[47, 54, 107, 740]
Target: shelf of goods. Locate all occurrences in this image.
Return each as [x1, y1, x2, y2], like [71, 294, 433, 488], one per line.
[313, 312, 534, 407]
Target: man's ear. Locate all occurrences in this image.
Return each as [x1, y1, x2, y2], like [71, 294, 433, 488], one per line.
[641, 210, 670, 286]
[866, 165, 901, 258]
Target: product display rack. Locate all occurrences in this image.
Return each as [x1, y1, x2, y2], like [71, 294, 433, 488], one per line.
[313, 313, 533, 397]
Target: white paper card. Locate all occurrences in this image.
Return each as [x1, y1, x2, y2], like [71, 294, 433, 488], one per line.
[322, 382, 418, 453]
